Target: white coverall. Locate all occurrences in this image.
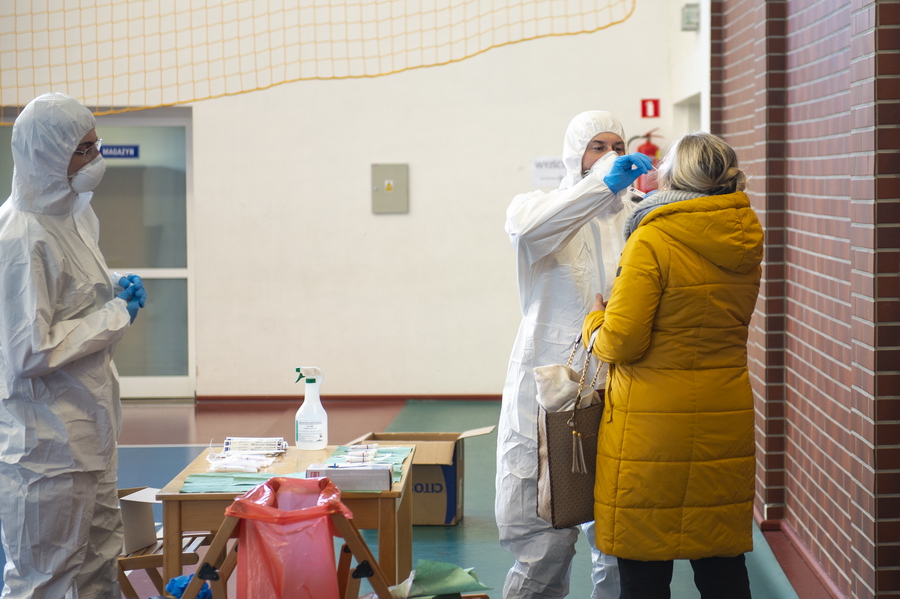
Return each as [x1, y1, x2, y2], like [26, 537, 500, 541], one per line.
[496, 112, 635, 599]
[0, 93, 131, 598]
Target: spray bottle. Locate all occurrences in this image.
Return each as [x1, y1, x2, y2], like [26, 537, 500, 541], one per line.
[294, 366, 328, 450]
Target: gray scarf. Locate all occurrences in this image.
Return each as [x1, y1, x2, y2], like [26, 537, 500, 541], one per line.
[623, 189, 706, 241]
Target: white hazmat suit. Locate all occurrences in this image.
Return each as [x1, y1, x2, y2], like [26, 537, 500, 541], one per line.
[497, 112, 636, 599]
[0, 93, 132, 598]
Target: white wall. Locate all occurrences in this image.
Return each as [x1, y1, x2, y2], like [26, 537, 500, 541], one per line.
[669, 0, 712, 135]
[186, 1, 696, 397]
[1, 1, 714, 398]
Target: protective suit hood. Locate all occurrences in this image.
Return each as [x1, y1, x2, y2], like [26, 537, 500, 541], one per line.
[560, 111, 626, 189]
[10, 92, 96, 215]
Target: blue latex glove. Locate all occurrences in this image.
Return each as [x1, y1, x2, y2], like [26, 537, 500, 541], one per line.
[118, 274, 147, 308]
[603, 153, 653, 194]
[116, 284, 141, 323]
[165, 574, 212, 599]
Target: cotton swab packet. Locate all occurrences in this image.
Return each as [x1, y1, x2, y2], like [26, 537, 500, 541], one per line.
[206, 452, 276, 473]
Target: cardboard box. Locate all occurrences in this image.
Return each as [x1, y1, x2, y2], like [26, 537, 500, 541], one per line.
[306, 463, 393, 492]
[118, 487, 160, 554]
[348, 426, 495, 525]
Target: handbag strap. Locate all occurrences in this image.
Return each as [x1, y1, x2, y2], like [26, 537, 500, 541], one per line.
[565, 335, 581, 368]
[569, 331, 602, 412]
[568, 330, 602, 475]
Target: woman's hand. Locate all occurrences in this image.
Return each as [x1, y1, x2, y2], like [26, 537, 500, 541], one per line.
[583, 294, 607, 349]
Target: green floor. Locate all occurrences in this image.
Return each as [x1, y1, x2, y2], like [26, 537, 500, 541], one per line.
[375, 400, 799, 598]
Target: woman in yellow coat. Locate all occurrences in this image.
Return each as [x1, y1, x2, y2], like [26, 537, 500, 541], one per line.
[582, 133, 763, 599]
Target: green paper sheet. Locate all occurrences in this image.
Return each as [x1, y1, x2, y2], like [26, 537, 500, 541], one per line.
[363, 559, 490, 598]
[179, 472, 307, 493]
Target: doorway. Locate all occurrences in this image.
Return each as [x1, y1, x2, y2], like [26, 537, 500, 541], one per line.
[93, 107, 194, 398]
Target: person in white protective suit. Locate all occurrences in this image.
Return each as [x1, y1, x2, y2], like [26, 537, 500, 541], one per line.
[0, 93, 146, 599]
[497, 111, 652, 599]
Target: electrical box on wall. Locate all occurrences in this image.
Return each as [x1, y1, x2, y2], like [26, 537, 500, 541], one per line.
[372, 164, 409, 214]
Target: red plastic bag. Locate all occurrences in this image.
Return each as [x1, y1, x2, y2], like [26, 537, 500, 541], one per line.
[225, 477, 353, 599]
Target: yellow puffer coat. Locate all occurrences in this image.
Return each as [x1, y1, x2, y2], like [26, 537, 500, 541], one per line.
[582, 190, 763, 561]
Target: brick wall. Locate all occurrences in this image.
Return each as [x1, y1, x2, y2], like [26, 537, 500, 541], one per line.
[712, 0, 900, 596]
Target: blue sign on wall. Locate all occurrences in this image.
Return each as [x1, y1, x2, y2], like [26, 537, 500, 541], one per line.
[101, 145, 140, 158]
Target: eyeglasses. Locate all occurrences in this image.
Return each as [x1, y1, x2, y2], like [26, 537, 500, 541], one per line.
[73, 139, 102, 159]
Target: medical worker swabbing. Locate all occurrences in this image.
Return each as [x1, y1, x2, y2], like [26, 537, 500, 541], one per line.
[0, 93, 146, 598]
[497, 111, 651, 599]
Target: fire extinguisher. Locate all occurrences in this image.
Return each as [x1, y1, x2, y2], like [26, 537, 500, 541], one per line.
[626, 128, 663, 194]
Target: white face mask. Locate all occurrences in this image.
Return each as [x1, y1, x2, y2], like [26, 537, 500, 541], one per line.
[69, 155, 107, 193]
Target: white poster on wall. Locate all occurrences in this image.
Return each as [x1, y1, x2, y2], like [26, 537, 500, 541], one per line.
[531, 156, 566, 189]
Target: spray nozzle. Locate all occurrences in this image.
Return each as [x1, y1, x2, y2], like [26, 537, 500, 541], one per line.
[295, 366, 322, 384]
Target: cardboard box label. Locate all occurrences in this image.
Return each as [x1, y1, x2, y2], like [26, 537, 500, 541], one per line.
[412, 464, 460, 525]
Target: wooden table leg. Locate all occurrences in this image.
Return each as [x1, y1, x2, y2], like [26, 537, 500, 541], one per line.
[377, 498, 397, 585]
[161, 500, 183, 595]
[397, 474, 413, 582]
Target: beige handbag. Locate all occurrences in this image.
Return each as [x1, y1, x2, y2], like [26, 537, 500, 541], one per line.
[535, 335, 605, 529]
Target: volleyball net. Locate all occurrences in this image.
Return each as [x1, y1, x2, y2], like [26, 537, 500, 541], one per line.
[0, 0, 635, 122]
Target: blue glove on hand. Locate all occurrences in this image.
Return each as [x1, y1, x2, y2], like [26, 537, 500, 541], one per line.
[117, 285, 141, 323]
[603, 153, 653, 194]
[118, 274, 147, 308]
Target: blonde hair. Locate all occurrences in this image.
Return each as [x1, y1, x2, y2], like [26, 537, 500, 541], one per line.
[656, 133, 746, 195]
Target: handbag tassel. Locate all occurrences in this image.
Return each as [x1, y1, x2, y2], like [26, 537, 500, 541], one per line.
[572, 430, 588, 474]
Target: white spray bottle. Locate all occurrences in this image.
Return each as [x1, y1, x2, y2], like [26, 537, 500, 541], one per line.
[294, 366, 328, 450]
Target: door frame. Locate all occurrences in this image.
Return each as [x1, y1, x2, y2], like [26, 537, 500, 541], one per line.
[96, 107, 195, 399]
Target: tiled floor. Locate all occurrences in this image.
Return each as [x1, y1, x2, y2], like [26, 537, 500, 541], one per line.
[112, 398, 821, 598]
